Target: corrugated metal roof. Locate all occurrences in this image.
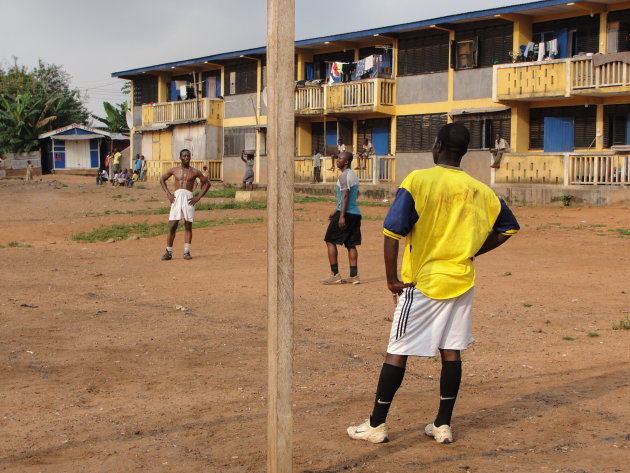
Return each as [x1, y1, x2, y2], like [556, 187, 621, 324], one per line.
[111, 0, 594, 78]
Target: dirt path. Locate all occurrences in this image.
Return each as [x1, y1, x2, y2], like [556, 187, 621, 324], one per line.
[1, 175, 628, 473]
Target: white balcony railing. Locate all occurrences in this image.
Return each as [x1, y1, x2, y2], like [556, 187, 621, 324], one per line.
[569, 154, 629, 185]
[295, 87, 324, 112]
[571, 56, 630, 89]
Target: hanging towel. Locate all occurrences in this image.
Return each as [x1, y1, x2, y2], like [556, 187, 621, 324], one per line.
[548, 38, 558, 58]
[365, 55, 374, 70]
[524, 42, 535, 60]
[537, 42, 545, 61]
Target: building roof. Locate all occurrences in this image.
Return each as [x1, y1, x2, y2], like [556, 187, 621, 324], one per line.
[111, 0, 622, 78]
[39, 123, 129, 141]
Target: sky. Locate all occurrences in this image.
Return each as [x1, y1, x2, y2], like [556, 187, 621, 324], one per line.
[1, 0, 538, 117]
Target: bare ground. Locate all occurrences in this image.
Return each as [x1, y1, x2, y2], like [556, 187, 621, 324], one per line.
[0, 175, 629, 473]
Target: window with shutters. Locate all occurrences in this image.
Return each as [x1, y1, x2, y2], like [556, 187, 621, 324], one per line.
[224, 127, 258, 156]
[607, 10, 630, 52]
[603, 103, 630, 147]
[529, 106, 596, 150]
[224, 60, 258, 95]
[396, 113, 447, 152]
[454, 20, 512, 68]
[397, 30, 449, 75]
[132, 76, 158, 106]
[453, 111, 511, 149]
[533, 15, 600, 56]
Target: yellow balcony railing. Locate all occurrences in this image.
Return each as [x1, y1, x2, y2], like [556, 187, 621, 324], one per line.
[294, 78, 396, 116]
[494, 59, 568, 101]
[294, 156, 395, 184]
[295, 87, 324, 115]
[142, 98, 223, 126]
[494, 56, 630, 101]
[144, 159, 222, 182]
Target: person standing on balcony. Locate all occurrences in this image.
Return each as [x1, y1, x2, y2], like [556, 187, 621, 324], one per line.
[241, 150, 255, 191]
[159, 149, 211, 261]
[312, 148, 322, 183]
[490, 133, 509, 169]
[347, 123, 519, 445]
[320, 151, 361, 285]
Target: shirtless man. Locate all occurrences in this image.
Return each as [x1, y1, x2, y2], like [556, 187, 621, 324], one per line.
[159, 149, 211, 260]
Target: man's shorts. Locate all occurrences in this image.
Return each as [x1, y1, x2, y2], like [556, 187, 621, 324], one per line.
[169, 189, 195, 222]
[324, 211, 361, 248]
[387, 287, 474, 357]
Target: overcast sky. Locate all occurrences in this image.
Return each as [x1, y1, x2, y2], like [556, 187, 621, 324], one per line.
[1, 0, 536, 116]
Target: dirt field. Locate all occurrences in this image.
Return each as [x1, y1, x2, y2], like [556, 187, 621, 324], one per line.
[1, 175, 628, 473]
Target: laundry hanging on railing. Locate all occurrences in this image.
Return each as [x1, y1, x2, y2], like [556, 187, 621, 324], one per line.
[327, 55, 382, 85]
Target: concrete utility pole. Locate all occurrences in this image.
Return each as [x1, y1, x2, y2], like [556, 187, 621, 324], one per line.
[266, 0, 295, 472]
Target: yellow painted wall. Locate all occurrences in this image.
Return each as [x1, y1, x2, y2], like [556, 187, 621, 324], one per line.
[495, 61, 568, 100]
[494, 154, 565, 185]
[296, 122, 312, 156]
[150, 130, 173, 162]
[157, 74, 169, 102]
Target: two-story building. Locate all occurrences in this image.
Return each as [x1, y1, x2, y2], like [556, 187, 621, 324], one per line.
[112, 0, 630, 194]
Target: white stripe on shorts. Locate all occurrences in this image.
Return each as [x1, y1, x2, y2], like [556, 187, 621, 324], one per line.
[387, 287, 475, 357]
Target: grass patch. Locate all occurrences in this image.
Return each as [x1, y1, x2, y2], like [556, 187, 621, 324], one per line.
[562, 336, 575, 341]
[293, 195, 334, 203]
[608, 228, 630, 237]
[72, 217, 264, 243]
[612, 316, 630, 330]
[145, 197, 159, 202]
[362, 215, 385, 221]
[0, 240, 32, 248]
[522, 302, 533, 307]
[358, 201, 390, 207]
[111, 194, 122, 200]
[204, 186, 237, 198]
[587, 332, 600, 337]
[150, 201, 267, 214]
[134, 184, 147, 190]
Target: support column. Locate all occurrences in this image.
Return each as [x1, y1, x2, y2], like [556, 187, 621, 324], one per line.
[266, 0, 295, 472]
[510, 102, 530, 153]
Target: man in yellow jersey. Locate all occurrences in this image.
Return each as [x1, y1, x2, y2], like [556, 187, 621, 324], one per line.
[348, 123, 519, 445]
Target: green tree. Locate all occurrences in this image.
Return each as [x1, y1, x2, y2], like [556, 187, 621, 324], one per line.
[91, 101, 129, 133]
[0, 58, 89, 153]
[0, 91, 57, 153]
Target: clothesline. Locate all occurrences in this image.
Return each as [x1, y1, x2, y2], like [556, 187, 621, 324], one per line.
[327, 54, 383, 84]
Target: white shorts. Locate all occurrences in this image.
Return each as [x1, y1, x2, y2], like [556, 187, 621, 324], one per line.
[169, 189, 195, 222]
[387, 287, 475, 357]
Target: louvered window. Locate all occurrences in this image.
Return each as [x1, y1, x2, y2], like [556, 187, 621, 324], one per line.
[224, 60, 257, 95]
[533, 15, 600, 55]
[453, 111, 511, 149]
[607, 10, 630, 52]
[133, 76, 158, 106]
[396, 113, 447, 152]
[224, 127, 258, 156]
[455, 20, 512, 68]
[397, 30, 449, 75]
[603, 103, 630, 147]
[529, 106, 596, 149]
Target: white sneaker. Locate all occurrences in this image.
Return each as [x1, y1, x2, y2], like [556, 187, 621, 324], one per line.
[347, 419, 388, 443]
[343, 275, 360, 285]
[424, 423, 453, 443]
[320, 272, 343, 285]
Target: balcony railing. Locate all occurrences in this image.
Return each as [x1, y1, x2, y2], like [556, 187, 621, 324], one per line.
[144, 159, 222, 182]
[142, 98, 222, 126]
[294, 155, 395, 184]
[295, 78, 395, 116]
[494, 55, 630, 101]
[569, 154, 629, 185]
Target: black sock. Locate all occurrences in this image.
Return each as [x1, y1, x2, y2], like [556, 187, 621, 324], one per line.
[350, 266, 358, 277]
[370, 363, 405, 427]
[330, 264, 339, 275]
[434, 361, 462, 427]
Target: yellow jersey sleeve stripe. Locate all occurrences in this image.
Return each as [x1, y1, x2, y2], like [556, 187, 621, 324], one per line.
[500, 229, 519, 236]
[383, 228, 403, 240]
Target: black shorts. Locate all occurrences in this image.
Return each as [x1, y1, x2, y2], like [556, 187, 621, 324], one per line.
[324, 211, 361, 248]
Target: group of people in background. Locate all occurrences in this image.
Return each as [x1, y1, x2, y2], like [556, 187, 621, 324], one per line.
[97, 153, 147, 186]
[313, 138, 374, 182]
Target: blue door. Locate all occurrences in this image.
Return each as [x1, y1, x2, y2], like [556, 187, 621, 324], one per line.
[555, 28, 568, 58]
[544, 117, 574, 152]
[371, 127, 389, 155]
[89, 139, 99, 168]
[326, 127, 337, 149]
[53, 140, 66, 169]
[625, 114, 630, 144]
